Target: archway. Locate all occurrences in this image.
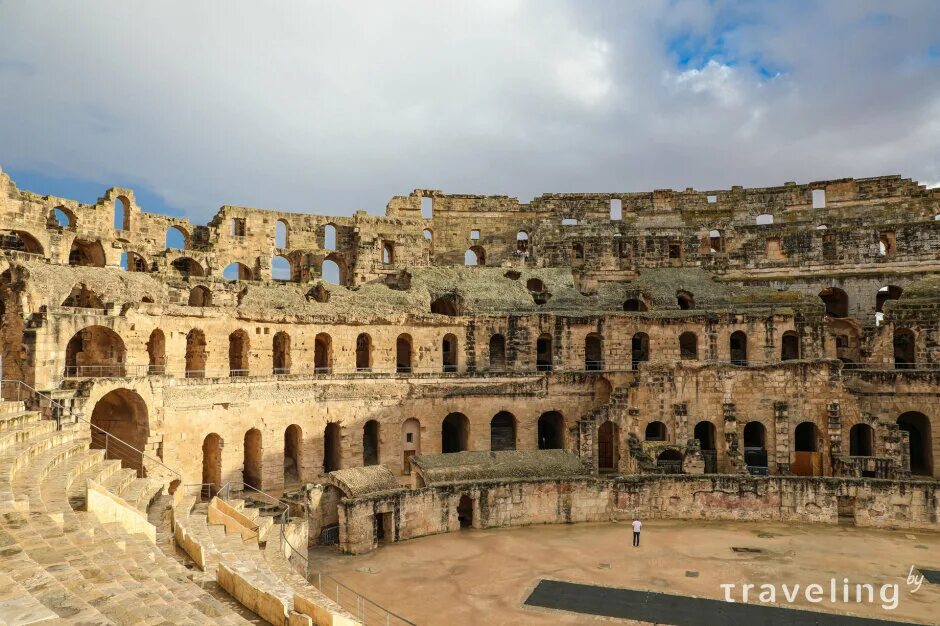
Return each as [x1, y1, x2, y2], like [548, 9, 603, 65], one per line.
[792, 421, 821, 477]
[781, 331, 799, 360]
[656, 448, 684, 473]
[536, 333, 553, 372]
[396, 334, 413, 373]
[457, 495, 473, 528]
[645, 421, 666, 441]
[402, 418, 421, 474]
[694, 421, 716, 450]
[68, 239, 105, 267]
[322, 255, 343, 285]
[125, 252, 148, 272]
[623, 298, 648, 312]
[284, 424, 302, 484]
[314, 333, 332, 372]
[147, 329, 165, 375]
[165, 226, 188, 250]
[273, 331, 291, 374]
[355, 333, 372, 371]
[597, 421, 619, 471]
[631, 333, 649, 370]
[323, 224, 337, 250]
[431, 295, 460, 316]
[185, 329, 207, 378]
[90, 389, 149, 473]
[490, 411, 516, 451]
[275, 219, 289, 248]
[363, 420, 380, 465]
[897, 412, 933, 476]
[65, 326, 126, 378]
[465, 246, 485, 266]
[323, 423, 342, 473]
[171, 257, 204, 278]
[62, 284, 105, 309]
[442, 334, 458, 372]
[679, 332, 697, 360]
[1, 230, 44, 255]
[489, 334, 506, 371]
[849, 423, 874, 456]
[819, 287, 849, 318]
[729, 331, 748, 365]
[875, 286, 903, 314]
[188, 286, 211, 307]
[676, 291, 694, 310]
[442, 413, 469, 453]
[223, 262, 253, 282]
[243, 429, 262, 490]
[229, 330, 250, 377]
[271, 255, 291, 281]
[202, 433, 223, 497]
[743, 422, 766, 449]
[537, 411, 565, 450]
[585, 333, 603, 370]
[794, 421, 818, 452]
[894, 328, 915, 369]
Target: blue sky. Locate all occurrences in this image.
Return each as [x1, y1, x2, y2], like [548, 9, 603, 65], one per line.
[0, 1, 938, 223]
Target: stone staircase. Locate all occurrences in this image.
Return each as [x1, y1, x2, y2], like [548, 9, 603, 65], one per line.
[0, 400, 254, 625]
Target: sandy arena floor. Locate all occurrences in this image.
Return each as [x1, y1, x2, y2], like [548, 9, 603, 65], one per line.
[309, 520, 940, 625]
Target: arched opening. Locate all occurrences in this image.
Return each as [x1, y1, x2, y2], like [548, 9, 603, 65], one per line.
[185, 329, 207, 378]
[585, 333, 603, 371]
[442, 413, 469, 453]
[897, 412, 933, 476]
[730, 331, 748, 365]
[849, 423, 874, 456]
[114, 196, 130, 231]
[572, 242, 584, 260]
[355, 333, 372, 371]
[1, 230, 44, 255]
[171, 257, 204, 278]
[423, 229, 433, 241]
[442, 334, 458, 372]
[363, 420, 380, 466]
[743, 422, 766, 449]
[819, 287, 849, 318]
[597, 421, 619, 472]
[679, 332, 698, 360]
[516, 231, 529, 254]
[223, 262, 253, 282]
[645, 421, 666, 441]
[794, 421, 818, 452]
[694, 421, 716, 450]
[90, 389, 149, 473]
[314, 333, 332, 372]
[273, 331, 291, 374]
[876, 286, 903, 313]
[676, 291, 694, 310]
[537, 411, 565, 450]
[431, 294, 461, 316]
[124, 252, 147, 272]
[490, 411, 516, 451]
[457, 495, 473, 529]
[595, 377, 612, 405]
[271, 255, 291, 281]
[284, 424, 302, 484]
[243, 429, 262, 490]
[382, 242, 394, 265]
[147, 329, 165, 375]
[489, 334, 506, 371]
[402, 418, 421, 474]
[396, 334, 413, 373]
[894, 328, 915, 369]
[323, 224, 337, 251]
[68, 239, 105, 267]
[275, 219, 289, 248]
[465, 246, 485, 266]
[623, 298, 648, 312]
[708, 229, 723, 253]
[323, 423, 342, 473]
[228, 330, 250, 377]
[202, 433, 223, 497]
[536, 333, 553, 372]
[656, 448, 684, 473]
[526, 278, 545, 293]
[781, 331, 799, 360]
[165, 226, 188, 250]
[62, 284, 105, 309]
[51, 206, 75, 229]
[64, 326, 126, 378]
[631, 332, 649, 370]
[188, 286, 211, 307]
[321, 258, 342, 285]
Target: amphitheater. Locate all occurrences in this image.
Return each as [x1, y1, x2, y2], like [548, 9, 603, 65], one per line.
[0, 164, 937, 625]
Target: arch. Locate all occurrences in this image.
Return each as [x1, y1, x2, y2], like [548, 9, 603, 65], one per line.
[743, 421, 766, 449]
[631, 332, 649, 370]
[572, 242, 584, 259]
[402, 418, 421, 474]
[323, 423, 342, 473]
[147, 329, 166, 375]
[849, 423, 874, 456]
[597, 421, 619, 471]
[676, 291, 694, 310]
[526, 278, 545, 293]
[875, 285, 902, 314]
[125, 251, 148, 272]
[457, 494, 473, 528]
[516, 230, 529, 253]
[442, 333, 458, 372]
[228, 330, 250, 377]
[584, 333, 603, 370]
[51, 206, 75, 229]
[489, 334, 506, 371]
[314, 333, 332, 372]
[396, 333, 413, 373]
[363, 420, 380, 466]
[202, 433, 223, 497]
[1, 230, 44, 255]
[537, 411, 565, 450]
[275, 219, 289, 248]
[271, 255, 291, 281]
[114, 196, 130, 231]
[656, 449, 684, 472]
[595, 377, 613, 405]
[755, 213, 774, 225]
[68, 239, 105, 267]
[243, 428, 262, 490]
[794, 421, 818, 452]
[431, 294, 461, 316]
[708, 229, 723, 253]
[284, 424, 302, 484]
[536, 333, 553, 372]
[90, 389, 149, 472]
[442, 413, 469, 453]
[273, 331, 291, 374]
[223, 262, 253, 282]
[694, 420, 716, 450]
[188, 285, 211, 307]
[645, 421, 666, 441]
[679, 332, 698, 360]
[171, 257, 204, 278]
[62, 284, 105, 309]
[323, 224, 337, 251]
[781, 331, 799, 360]
[321, 256, 342, 285]
[819, 287, 849, 318]
[894, 328, 915, 369]
[897, 412, 933, 476]
[730, 331, 748, 365]
[465, 246, 485, 266]
[623, 298, 648, 312]
[165, 226, 188, 250]
[65, 326, 126, 378]
[490, 411, 516, 451]
[423, 229, 433, 241]
[355, 333, 372, 371]
[185, 329, 207, 378]
[382, 241, 394, 265]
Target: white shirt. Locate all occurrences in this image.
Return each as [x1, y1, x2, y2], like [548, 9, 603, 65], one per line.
[632, 520, 642, 532]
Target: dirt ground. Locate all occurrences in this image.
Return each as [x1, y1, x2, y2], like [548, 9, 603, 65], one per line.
[309, 520, 940, 625]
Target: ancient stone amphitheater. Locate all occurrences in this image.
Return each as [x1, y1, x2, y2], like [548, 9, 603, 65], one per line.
[0, 165, 937, 624]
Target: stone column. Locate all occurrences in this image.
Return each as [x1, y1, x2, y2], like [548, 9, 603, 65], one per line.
[773, 401, 790, 474]
[722, 402, 743, 472]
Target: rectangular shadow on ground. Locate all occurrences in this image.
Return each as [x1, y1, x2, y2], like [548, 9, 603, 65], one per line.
[919, 568, 940, 585]
[524, 579, 907, 626]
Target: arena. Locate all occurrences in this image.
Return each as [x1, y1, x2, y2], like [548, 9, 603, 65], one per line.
[0, 166, 937, 624]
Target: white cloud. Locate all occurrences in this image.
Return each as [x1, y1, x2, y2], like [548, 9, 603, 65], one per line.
[669, 60, 743, 107]
[556, 38, 613, 107]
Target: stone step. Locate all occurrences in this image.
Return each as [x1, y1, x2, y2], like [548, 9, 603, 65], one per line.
[120, 476, 165, 514]
[0, 399, 26, 416]
[0, 416, 54, 450]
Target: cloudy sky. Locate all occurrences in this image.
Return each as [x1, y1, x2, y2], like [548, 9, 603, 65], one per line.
[0, 0, 938, 222]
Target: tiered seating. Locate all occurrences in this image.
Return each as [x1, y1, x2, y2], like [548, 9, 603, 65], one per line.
[0, 401, 254, 625]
